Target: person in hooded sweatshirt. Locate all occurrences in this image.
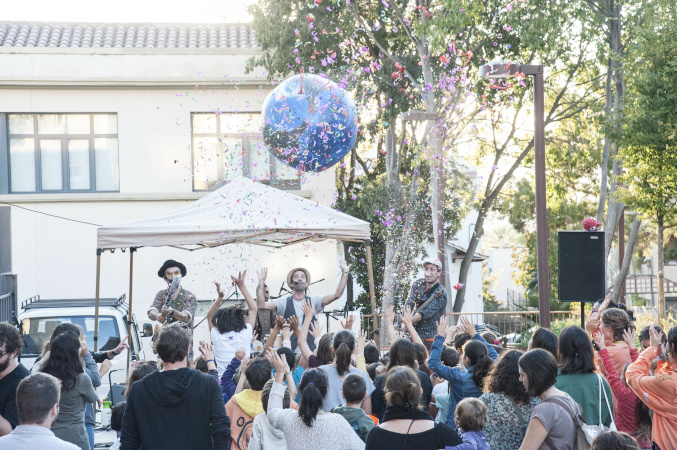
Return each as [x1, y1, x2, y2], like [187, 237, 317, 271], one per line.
[331, 373, 376, 442]
[226, 356, 272, 449]
[249, 379, 289, 450]
[120, 324, 230, 450]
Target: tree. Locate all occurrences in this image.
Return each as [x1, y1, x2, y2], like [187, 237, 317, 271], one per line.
[618, 8, 677, 312]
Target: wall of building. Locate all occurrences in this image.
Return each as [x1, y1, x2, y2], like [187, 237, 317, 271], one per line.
[485, 245, 524, 308]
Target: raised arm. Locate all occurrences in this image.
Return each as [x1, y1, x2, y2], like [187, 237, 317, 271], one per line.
[355, 330, 368, 373]
[207, 282, 225, 332]
[385, 306, 398, 343]
[256, 267, 278, 311]
[232, 271, 258, 328]
[263, 316, 285, 356]
[220, 350, 244, 397]
[460, 316, 498, 361]
[321, 260, 351, 307]
[297, 299, 315, 363]
[428, 317, 463, 382]
[401, 305, 424, 348]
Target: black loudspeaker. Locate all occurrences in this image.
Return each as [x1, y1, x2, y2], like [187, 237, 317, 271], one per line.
[558, 231, 605, 302]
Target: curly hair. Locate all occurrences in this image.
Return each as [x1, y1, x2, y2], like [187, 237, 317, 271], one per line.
[484, 349, 530, 404]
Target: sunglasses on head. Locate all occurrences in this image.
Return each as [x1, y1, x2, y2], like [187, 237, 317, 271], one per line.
[166, 270, 181, 278]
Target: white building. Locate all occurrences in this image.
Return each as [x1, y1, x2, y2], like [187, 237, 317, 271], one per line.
[0, 22, 345, 340]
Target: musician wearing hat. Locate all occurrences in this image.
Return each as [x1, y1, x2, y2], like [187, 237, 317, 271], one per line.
[147, 260, 197, 336]
[256, 260, 351, 352]
[404, 258, 448, 351]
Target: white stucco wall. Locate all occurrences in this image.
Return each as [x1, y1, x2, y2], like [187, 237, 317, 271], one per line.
[485, 245, 524, 307]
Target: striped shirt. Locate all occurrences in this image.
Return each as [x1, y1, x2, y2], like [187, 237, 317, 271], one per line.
[404, 279, 448, 339]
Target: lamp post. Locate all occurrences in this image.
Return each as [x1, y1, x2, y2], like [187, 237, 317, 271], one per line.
[400, 110, 447, 288]
[479, 61, 550, 328]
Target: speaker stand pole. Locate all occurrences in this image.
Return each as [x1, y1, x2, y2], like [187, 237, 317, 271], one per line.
[580, 302, 585, 328]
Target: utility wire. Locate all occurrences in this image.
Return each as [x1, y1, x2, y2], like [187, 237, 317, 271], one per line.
[0, 200, 102, 227]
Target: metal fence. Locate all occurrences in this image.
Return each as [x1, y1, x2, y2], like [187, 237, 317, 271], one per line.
[361, 310, 574, 341]
[0, 273, 17, 324]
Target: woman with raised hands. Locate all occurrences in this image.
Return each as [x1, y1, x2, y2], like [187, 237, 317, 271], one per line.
[428, 316, 498, 429]
[264, 348, 365, 450]
[626, 325, 677, 450]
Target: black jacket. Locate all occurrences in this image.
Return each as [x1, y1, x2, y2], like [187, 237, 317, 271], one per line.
[120, 367, 230, 450]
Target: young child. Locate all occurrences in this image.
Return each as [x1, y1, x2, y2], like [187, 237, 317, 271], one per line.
[108, 401, 127, 450]
[446, 398, 490, 450]
[330, 373, 376, 442]
[249, 379, 289, 450]
[225, 357, 273, 450]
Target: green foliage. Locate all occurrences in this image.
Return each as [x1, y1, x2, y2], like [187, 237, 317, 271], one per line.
[617, 10, 677, 226]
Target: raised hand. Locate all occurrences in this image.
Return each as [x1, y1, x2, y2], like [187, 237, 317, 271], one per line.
[231, 270, 247, 287]
[113, 336, 129, 355]
[436, 316, 448, 338]
[356, 329, 368, 355]
[274, 315, 286, 330]
[281, 325, 293, 341]
[622, 328, 636, 349]
[214, 281, 224, 298]
[400, 305, 414, 327]
[235, 346, 247, 361]
[341, 314, 355, 330]
[257, 267, 268, 282]
[251, 330, 259, 344]
[598, 293, 611, 314]
[385, 305, 395, 325]
[301, 299, 314, 318]
[586, 311, 601, 336]
[649, 326, 664, 349]
[241, 357, 250, 371]
[287, 316, 299, 333]
[339, 259, 349, 273]
[310, 322, 324, 339]
[593, 331, 606, 350]
[459, 316, 476, 337]
[199, 340, 215, 361]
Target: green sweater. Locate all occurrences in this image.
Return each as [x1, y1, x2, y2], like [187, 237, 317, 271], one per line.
[554, 368, 613, 427]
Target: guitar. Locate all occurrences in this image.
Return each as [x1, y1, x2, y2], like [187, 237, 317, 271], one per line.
[151, 275, 181, 353]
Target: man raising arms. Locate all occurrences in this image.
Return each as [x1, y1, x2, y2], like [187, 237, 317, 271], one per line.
[256, 260, 351, 352]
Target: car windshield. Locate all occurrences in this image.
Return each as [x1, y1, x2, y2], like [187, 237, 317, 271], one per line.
[20, 316, 120, 357]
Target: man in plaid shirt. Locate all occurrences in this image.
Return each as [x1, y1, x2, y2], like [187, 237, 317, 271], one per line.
[404, 258, 448, 351]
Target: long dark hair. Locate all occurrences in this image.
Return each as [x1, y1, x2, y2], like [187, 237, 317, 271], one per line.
[484, 350, 530, 404]
[298, 369, 328, 427]
[464, 340, 493, 388]
[212, 306, 246, 334]
[559, 326, 596, 374]
[332, 330, 355, 375]
[40, 332, 83, 391]
[42, 322, 80, 356]
[386, 338, 417, 372]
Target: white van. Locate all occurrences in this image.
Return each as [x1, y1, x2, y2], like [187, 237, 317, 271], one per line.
[17, 294, 147, 392]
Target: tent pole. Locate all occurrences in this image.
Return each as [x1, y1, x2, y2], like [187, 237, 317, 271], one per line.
[127, 248, 136, 380]
[94, 249, 102, 352]
[364, 239, 380, 348]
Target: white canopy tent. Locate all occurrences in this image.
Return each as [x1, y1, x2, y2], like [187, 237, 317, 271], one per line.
[94, 177, 378, 374]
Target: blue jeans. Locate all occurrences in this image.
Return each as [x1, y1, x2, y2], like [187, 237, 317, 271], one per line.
[86, 423, 94, 450]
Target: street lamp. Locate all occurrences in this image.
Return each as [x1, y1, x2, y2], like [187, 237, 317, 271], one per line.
[400, 110, 447, 288]
[479, 61, 550, 328]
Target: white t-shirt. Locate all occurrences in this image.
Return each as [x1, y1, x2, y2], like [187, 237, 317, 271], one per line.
[274, 295, 323, 319]
[211, 323, 253, 379]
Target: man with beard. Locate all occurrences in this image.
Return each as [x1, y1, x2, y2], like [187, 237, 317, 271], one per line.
[256, 261, 350, 352]
[0, 323, 30, 436]
[404, 259, 448, 351]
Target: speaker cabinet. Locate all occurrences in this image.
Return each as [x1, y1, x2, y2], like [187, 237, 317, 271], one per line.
[558, 231, 605, 302]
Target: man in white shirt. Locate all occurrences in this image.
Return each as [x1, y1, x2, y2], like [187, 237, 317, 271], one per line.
[0, 372, 78, 449]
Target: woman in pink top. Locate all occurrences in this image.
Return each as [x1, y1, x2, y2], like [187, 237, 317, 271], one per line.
[586, 300, 632, 377]
[594, 330, 652, 449]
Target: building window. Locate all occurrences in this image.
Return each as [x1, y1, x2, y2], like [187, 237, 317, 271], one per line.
[4, 113, 119, 193]
[191, 112, 300, 191]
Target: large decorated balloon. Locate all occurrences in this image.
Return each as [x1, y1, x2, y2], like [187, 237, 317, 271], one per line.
[262, 74, 358, 172]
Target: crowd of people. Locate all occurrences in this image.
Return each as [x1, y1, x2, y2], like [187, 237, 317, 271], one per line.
[0, 258, 675, 450]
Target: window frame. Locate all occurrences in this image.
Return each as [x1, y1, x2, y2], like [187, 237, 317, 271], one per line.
[2, 113, 120, 194]
[190, 112, 301, 191]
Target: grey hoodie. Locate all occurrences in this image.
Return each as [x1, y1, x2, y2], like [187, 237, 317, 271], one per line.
[249, 412, 287, 450]
[330, 405, 375, 442]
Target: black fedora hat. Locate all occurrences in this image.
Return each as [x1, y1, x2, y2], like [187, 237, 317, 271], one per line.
[158, 260, 187, 278]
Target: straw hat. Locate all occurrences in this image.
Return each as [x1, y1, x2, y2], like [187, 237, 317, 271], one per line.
[287, 267, 311, 288]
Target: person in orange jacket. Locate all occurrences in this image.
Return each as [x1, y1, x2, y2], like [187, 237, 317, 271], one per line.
[626, 325, 677, 450]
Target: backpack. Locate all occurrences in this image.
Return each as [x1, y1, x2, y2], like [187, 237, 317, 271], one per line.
[541, 396, 593, 450]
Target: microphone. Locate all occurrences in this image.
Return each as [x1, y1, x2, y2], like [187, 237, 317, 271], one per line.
[169, 275, 181, 295]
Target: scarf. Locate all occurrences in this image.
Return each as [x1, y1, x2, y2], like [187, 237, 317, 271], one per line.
[382, 405, 432, 423]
